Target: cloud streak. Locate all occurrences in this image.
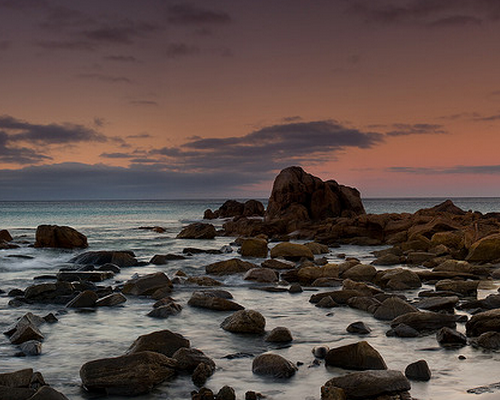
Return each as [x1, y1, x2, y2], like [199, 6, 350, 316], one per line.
[385, 123, 447, 136]
[167, 4, 231, 26]
[388, 165, 500, 174]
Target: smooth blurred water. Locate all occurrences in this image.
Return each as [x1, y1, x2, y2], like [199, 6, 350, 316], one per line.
[1, 198, 500, 400]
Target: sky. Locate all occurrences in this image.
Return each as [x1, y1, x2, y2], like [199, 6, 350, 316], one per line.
[1, 0, 500, 200]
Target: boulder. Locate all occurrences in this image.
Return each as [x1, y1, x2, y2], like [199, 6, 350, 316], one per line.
[177, 223, 216, 239]
[467, 233, 500, 262]
[240, 238, 268, 258]
[243, 200, 265, 217]
[321, 370, 411, 400]
[435, 279, 478, 297]
[185, 276, 223, 286]
[373, 297, 418, 321]
[150, 254, 186, 265]
[386, 323, 419, 338]
[436, 327, 467, 347]
[95, 293, 127, 307]
[172, 347, 215, 372]
[188, 292, 244, 311]
[341, 264, 377, 282]
[243, 268, 278, 283]
[0, 229, 13, 242]
[391, 311, 457, 333]
[127, 330, 190, 358]
[374, 268, 421, 290]
[265, 327, 293, 342]
[122, 272, 172, 296]
[147, 302, 182, 318]
[216, 386, 236, 400]
[261, 259, 295, 270]
[192, 362, 214, 387]
[417, 296, 459, 312]
[346, 321, 371, 335]
[66, 290, 98, 308]
[221, 310, 266, 334]
[57, 271, 114, 282]
[10, 324, 44, 345]
[80, 351, 177, 396]
[19, 340, 43, 356]
[205, 259, 256, 275]
[324, 341, 387, 370]
[271, 242, 314, 261]
[252, 353, 297, 378]
[70, 251, 137, 268]
[0, 369, 35, 387]
[466, 309, 500, 337]
[34, 225, 87, 249]
[305, 242, 329, 254]
[405, 360, 431, 381]
[265, 166, 365, 222]
[474, 331, 500, 349]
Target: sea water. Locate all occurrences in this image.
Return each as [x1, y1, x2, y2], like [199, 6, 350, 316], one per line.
[1, 198, 500, 399]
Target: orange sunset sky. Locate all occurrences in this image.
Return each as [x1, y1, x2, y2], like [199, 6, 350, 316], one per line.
[1, 0, 500, 200]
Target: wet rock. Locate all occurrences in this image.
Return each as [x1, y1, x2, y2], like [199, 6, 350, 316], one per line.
[57, 271, 115, 282]
[265, 327, 293, 342]
[372, 253, 403, 266]
[321, 370, 411, 400]
[417, 296, 459, 312]
[347, 296, 381, 313]
[405, 360, 431, 381]
[325, 341, 387, 370]
[150, 254, 186, 265]
[186, 276, 223, 287]
[70, 251, 138, 268]
[313, 346, 329, 359]
[35, 225, 88, 249]
[192, 362, 214, 387]
[183, 247, 222, 255]
[315, 296, 338, 308]
[406, 251, 436, 264]
[391, 311, 457, 333]
[127, 330, 190, 358]
[467, 233, 500, 262]
[173, 347, 215, 373]
[192, 387, 215, 400]
[205, 259, 257, 275]
[221, 310, 266, 334]
[288, 283, 303, 293]
[188, 291, 244, 311]
[147, 302, 182, 318]
[240, 238, 268, 258]
[28, 386, 69, 400]
[343, 279, 384, 296]
[310, 290, 365, 305]
[435, 279, 479, 297]
[376, 267, 422, 290]
[10, 324, 44, 345]
[386, 323, 419, 338]
[95, 293, 127, 307]
[177, 223, 216, 239]
[346, 321, 371, 335]
[0, 368, 35, 388]
[270, 242, 314, 261]
[80, 351, 177, 396]
[122, 272, 172, 296]
[341, 264, 377, 282]
[305, 242, 329, 254]
[297, 264, 340, 284]
[474, 331, 500, 349]
[216, 386, 236, 400]
[466, 309, 500, 337]
[19, 340, 42, 356]
[0, 229, 13, 242]
[243, 268, 278, 283]
[373, 297, 418, 321]
[261, 259, 295, 270]
[252, 353, 297, 378]
[66, 290, 98, 308]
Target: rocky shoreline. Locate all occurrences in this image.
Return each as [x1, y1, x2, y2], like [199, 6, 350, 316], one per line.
[2, 166, 500, 399]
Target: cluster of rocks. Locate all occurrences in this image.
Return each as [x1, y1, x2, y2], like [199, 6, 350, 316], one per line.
[0, 368, 68, 400]
[0, 229, 18, 249]
[203, 199, 265, 220]
[3, 312, 57, 356]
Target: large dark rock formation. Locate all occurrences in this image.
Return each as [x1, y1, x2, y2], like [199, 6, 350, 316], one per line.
[265, 166, 365, 222]
[35, 225, 88, 249]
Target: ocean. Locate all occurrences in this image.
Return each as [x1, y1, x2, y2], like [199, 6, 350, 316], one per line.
[1, 198, 500, 399]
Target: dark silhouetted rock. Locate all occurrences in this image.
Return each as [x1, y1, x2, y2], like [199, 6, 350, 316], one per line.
[346, 321, 371, 335]
[205, 259, 256, 275]
[172, 347, 215, 373]
[243, 268, 278, 283]
[188, 291, 244, 311]
[28, 386, 69, 400]
[391, 311, 457, 333]
[466, 309, 500, 337]
[265, 327, 293, 342]
[66, 290, 98, 308]
[436, 327, 467, 347]
[122, 272, 172, 296]
[0, 229, 13, 242]
[373, 297, 418, 321]
[35, 225, 88, 249]
[96, 293, 127, 307]
[467, 233, 500, 262]
[474, 331, 500, 349]
[265, 166, 365, 222]
[216, 386, 236, 400]
[325, 341, 387, 370]
[252, 353, 297, 378]
[150, 254, 186, 265]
